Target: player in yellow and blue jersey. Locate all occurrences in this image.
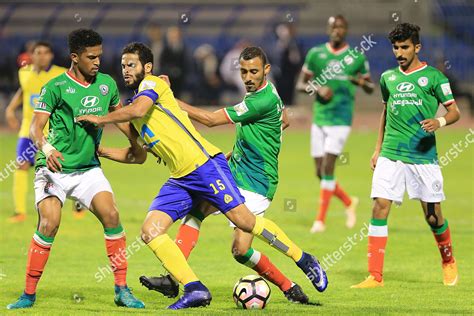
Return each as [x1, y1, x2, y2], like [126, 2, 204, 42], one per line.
[5, 41, 66, 222]
[77, 42, 328, 310]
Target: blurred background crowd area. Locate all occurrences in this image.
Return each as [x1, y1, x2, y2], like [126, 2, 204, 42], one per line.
[0, 0, 472, 120]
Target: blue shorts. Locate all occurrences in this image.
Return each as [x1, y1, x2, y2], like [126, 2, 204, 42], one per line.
[149, 153, 245, 222]
[16, 137, 37, 165]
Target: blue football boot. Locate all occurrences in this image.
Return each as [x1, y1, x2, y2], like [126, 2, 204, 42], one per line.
[6, 292, 36, 310]
[114, 285, 145, 309]
[296, 252, 328, 292]
[167, 281, 211, 310]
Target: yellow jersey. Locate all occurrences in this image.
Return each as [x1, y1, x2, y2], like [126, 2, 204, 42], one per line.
[18, 64, 66, 137]
[131, 75, 221, 178]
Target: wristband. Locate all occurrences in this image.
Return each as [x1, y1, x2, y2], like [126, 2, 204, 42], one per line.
[42, 142, 56, 158]
[436, 117, 447, 127]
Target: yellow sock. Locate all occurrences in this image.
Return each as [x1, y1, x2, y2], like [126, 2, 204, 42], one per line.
[147, 234, 199, 285]
[252, 216, 303, 262]
[13, 169, 28, 215]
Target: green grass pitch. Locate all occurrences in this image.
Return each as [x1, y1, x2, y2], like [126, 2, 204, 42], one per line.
[0, 128, 472, 315]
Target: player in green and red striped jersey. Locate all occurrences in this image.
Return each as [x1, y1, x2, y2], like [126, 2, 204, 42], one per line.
[297, 15, 374, 233]
[7, 29, 145, 310]
[352, 23, 460, 289]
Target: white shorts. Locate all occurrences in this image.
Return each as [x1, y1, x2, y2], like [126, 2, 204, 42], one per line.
[370, 157, 445, 204]
[310, 123, 351, 157]
[229, 187, 271, 228]
[34, 167, 113, 209]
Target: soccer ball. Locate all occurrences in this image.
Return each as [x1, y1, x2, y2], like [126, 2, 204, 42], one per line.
[233, 275, 271, 309]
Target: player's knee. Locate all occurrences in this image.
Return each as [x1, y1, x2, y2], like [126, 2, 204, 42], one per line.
[140, 221, 165, 244]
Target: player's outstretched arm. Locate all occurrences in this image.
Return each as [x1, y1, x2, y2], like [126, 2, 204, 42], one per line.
[5, 88, 22, 129]
[98, 144, 147, 164]
[76, 96, 154, 126]
[177, 99, 229, 127]
[420, 102, 461, 133]
[30, 112, 64, 172]
[98, 121, 147, 164]
[109, 103, 135, 139]
[371, 104, 387, 170]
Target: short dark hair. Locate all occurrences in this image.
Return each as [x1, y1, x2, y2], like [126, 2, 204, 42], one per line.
[32, 41, 53, 53]
[388, 23, 421, 45]
[122, 42, 154, 68]
[68, 29, 102, 54]
[239, 46, 268, 65]
[329, 14, 348, 27]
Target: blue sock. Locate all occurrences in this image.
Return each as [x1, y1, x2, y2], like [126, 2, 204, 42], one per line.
[184, 281, 206, 292]
[114, 284, 128, 294]
[22, 292, 36, 301]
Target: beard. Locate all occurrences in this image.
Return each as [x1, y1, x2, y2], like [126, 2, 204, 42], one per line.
[245, 76, 264, 92]
[127, 70, 146, 90]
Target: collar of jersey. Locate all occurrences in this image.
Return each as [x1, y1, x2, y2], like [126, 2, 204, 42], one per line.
[246, 81, 268, 96]
[66, 70, 92, 88]
[326, 42, 349, 55]
[398, 62, 427, 75]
